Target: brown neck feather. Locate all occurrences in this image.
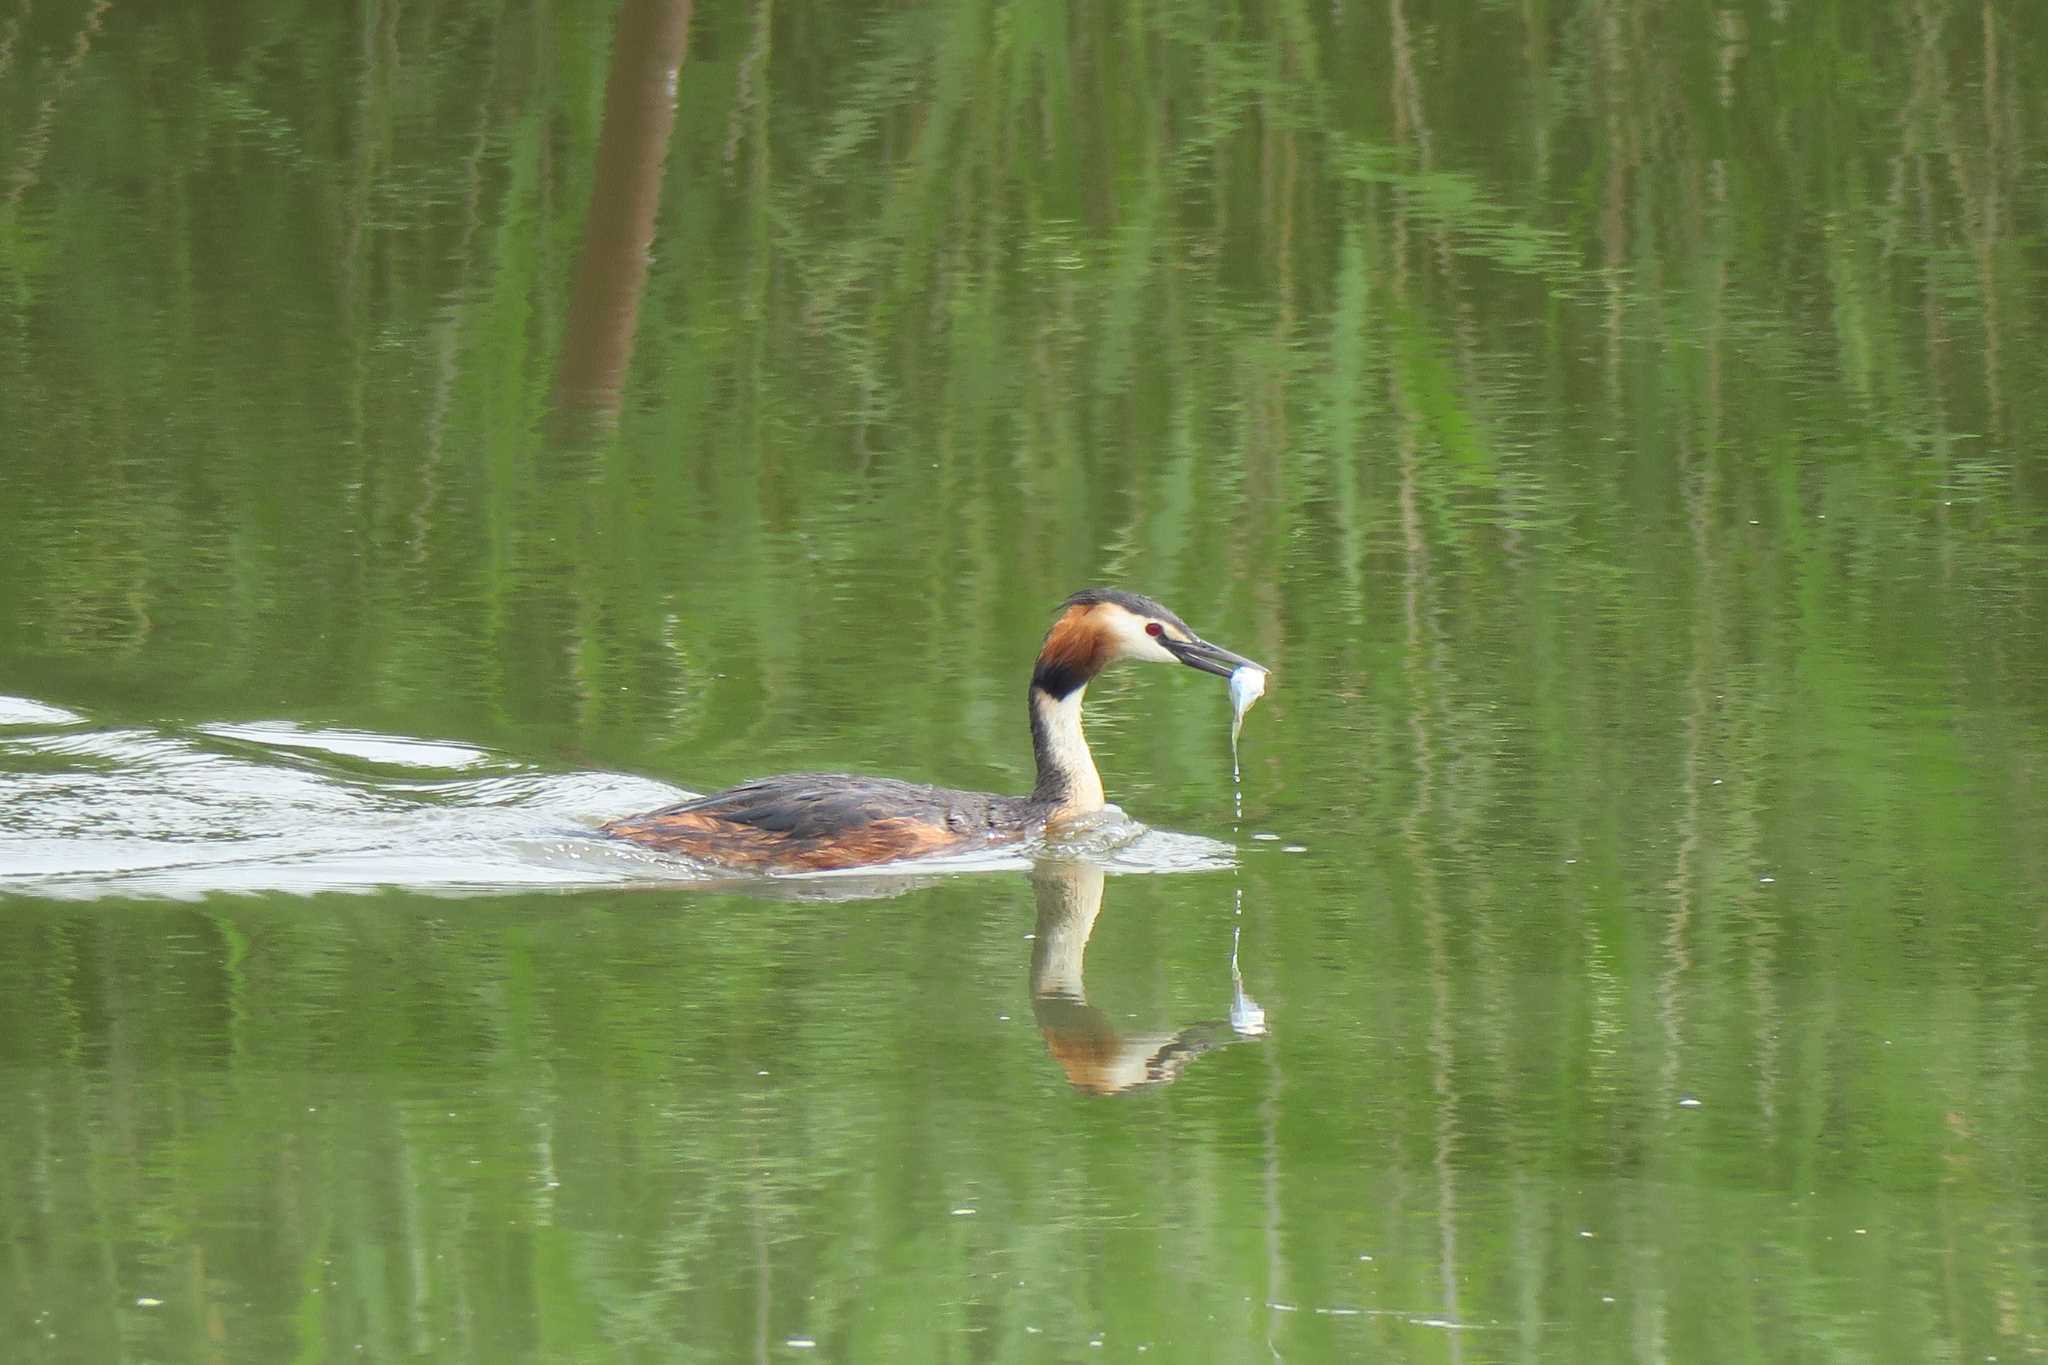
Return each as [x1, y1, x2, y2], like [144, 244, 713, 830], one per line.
[1031, 605, 1111, 701]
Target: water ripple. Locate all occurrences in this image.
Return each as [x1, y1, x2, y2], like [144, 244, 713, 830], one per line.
[0, 702, 1232, 899]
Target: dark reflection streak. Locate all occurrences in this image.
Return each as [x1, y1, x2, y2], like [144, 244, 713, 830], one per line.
[723, 0, 773, 177]
[1651, 300, 1706, 1358]
[1405, 454, 1461, 1362]
[1911, 0, 1993, 459]
[1655, 72, 1727, 1145]
[1596, 0, 1628, 410]
[1976, 5, 2003, 444]
[1394, 0, 1473, 396]
[1904, 0, 1955, 554]
[1388, 0, 1430, 171]
[339, 2, 377, 543]
[416, 19, 504, 563]
[2, 0, 108, 208]
[1708, 144, 1782, 1128]
[1521, 0, 1551, 184]
[1268, 60, 1298, 341]
[1388, 6, 1462, 1341]
[552, 0, 695, 427]
[739, 0, 774, 337]
[1513, 7, 1553, 1348]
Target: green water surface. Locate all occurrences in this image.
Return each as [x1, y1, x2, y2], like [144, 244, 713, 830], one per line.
[3, 2, 2045, 1361]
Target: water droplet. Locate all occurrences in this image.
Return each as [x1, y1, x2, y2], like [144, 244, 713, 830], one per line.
[787, 1338, 817, 1350]
[1678, 1096, 1703, 1108]
[135, 1298, 163, 1308]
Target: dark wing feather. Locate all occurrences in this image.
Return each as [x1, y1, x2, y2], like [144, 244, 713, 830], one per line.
[640, 774, 964, 838]
[603, 773, 1033, 871]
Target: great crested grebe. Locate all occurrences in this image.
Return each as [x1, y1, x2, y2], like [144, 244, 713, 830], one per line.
[603, 589, 1264, 871]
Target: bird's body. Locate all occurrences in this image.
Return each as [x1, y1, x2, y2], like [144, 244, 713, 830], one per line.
[602, 589, 1264, 872]
[603, 774, 1041, 871]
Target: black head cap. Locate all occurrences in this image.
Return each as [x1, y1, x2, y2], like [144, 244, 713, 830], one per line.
[1057, 587, 1192, 635]
[1031, 588, 1195, 700]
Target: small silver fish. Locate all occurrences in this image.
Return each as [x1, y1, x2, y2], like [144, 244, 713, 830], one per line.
[1228, 664, 1268, 779]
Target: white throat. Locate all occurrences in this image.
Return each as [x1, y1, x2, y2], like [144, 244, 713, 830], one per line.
[1031, 685, 1105, 818]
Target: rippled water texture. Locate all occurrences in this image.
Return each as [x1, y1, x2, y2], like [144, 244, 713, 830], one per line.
[3, 2, 2045, 1363]
[0, 697, 1230, 897]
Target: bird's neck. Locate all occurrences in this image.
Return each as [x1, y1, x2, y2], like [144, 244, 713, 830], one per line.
[1029, 860, 1105, 1002]
[1029, 682, 1105, 819]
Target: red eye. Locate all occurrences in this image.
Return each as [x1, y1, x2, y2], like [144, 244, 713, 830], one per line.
[1145, 622, 1164, 638]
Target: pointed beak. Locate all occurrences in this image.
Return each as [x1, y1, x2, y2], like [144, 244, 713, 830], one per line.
[1163, 635, 1265, 679]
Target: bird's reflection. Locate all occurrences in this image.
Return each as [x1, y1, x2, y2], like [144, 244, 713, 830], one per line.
[1029, 859, 1268, 1096]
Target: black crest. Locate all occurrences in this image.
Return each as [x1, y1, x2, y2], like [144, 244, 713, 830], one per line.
[1031, 587, 1193, 700]
[1057, 587, 1192, 635]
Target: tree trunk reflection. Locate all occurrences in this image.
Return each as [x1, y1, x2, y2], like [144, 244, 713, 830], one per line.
[553, 0, 694, 427]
